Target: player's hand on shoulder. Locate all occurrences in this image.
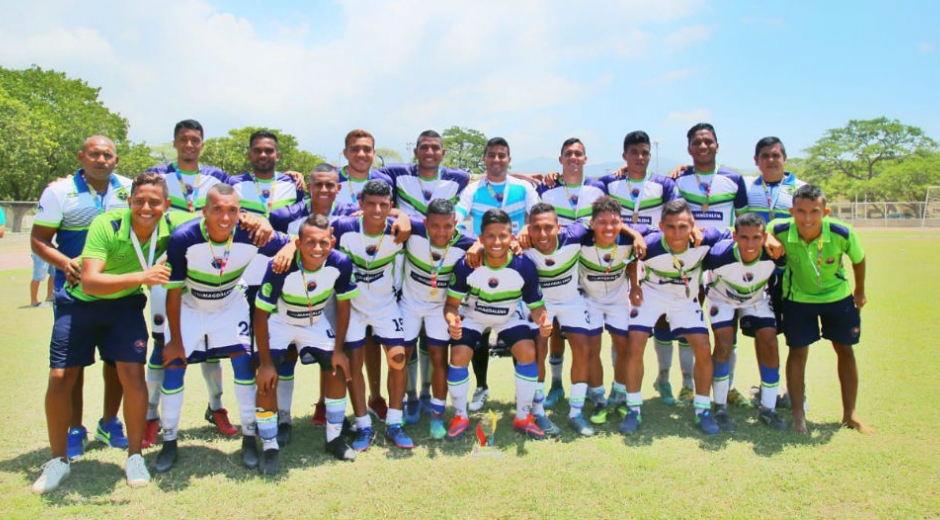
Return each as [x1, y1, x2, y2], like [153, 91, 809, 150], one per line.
[543, 171, 560, 188]
[272, 241, 295, 273]
[516, 225, 532, 249]
[466, 241, 483, 268]
[668, 164, 691, 179]
[611, 165, 628, 179]
[284, 170, 306, 191]
[392, 215, 411, 244]
[763, 233, 785, 259]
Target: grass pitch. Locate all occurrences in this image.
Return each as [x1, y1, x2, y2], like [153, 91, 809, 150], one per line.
[1, 230, 938, 519]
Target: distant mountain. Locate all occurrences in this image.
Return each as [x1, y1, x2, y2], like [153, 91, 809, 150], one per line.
[511, 156, 691, 178]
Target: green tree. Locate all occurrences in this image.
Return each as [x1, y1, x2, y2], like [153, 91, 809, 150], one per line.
[200, 127, 325, 175]
[871, 150, 940, 213]
[116, 141, 163, 178]
[373, 147, 403, 168]
[442, 126, 487, 175]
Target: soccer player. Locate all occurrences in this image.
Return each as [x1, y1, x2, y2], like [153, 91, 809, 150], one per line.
[332, 179, 412, 450]
[769, 184, 872, 435]
[622, 199, 730, 435]
[400, 198, 475, 438]
[455, 137, 540, 412]
[32, 173, 180, 493]
[143, 120, 234, 444]
[747, 137, 806, 223]
[536, 138, 607, 226]
[444, 208, 553, 441]
[154, 184, 290, 473]
[334, 129, 395, 208]
[253, 214, 359, 473]
[30, 136, 129, 461]
[703, 212, 787, 431]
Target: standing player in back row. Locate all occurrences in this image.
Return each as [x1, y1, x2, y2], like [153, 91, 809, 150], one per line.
[769, 184, 872, 435]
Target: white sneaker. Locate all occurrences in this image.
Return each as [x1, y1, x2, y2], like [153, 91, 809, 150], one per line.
[125, 454, 151, 488]
[31, 458, 70, 494]
[468, 387, 489, 412]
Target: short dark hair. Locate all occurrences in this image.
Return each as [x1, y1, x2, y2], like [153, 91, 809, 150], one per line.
[792, 184, 827, 207]
[662, 199, 692, 219]
[734, 212, 766, 232]
[174, 120, 204, 139]
[480, 208, 511, 231]
[249, 130, 279, 149]
[529, 202, 557, 219]
[560, 137, 585, 155]
[754, 136, 787, 157]
[687, 123, 717, 144]
[207, 183, 236, 198]
[131, 172, 168, 198]
[427, 198, 455, 217]
[484, 137, 510, 156]
[360, 179, 392, 199]
[417, 130, 441, 144]
[591, 196, 622, 219]
[345, 129, 374, 149]
[623, 130, 650, 151]
[298, 213, 331, 238]
[311, 162, 337, 175]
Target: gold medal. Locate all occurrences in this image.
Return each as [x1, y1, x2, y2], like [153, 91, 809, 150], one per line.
[685, 286, 691, 299]
[701, 201, 709, 212]
[632, 211, 638, 224]
[430, 287, 439, 299]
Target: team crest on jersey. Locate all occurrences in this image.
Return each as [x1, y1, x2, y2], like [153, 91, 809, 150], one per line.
[570, 195, 579, 204]
[710, 306, 719, 317]
[743, 272, 754, 282]
[423, 190, 433, 201]
[366, 245, 378, 256]
[826, 257, 836, 264]
[116, 188, 129, 201]
[488, 278, 499, 288]
[630, 309, 639, 318]
[603, 253, 612, 263]
[631, 189, 640, 197]
[210, 257, 224, 269]
[431, 252, 442, 262]
[262, 190, 271, 198]
[133, 340, 145, 353]
[545, 258, 555, 266]
[185, 184, 194, 195]
[494, 193, 504, 202]
[306, 280, 317, 292]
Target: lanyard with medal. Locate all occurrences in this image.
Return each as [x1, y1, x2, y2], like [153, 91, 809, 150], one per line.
[343, 166, 370, 204]
[560, 178, 580, 215]
[694, 164, 719, 212]
[295, 249, 317, 326]
[252, 174, 276, 217]
[420, 166, 441, 204]
[174, 163, 201, 213]
[735, 243, 761, 310]
[628, 172, 650, 224]
[428, 234, 453, 300]
[80, 172, 120, 213]
[663, 240, 691, 298]
[806, 234, 825, 288]
[205, 222, 235, 285]
[485, 178, 509, 210]
[361, 217, 386, 283]
[760, 177, 780, 220]
[594, 238, 625, 294]
[130, 224, 159, 273]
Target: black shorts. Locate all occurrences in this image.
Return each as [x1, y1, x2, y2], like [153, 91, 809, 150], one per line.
[49, 289, 149, 368]
[781, 296, 861, 348]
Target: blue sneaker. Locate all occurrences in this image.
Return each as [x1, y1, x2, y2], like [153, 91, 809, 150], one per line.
[351, 426, 375, 451]
[419, 395, 433, 415]
[95, 417, 129, 449]
[544, 381, 565, 408]
[696, 410, 720, 435]
[619, 409, 641, 434]
[404, 399, 421, 425]
[534, 414, 561, 438]
[67, 426, 88, 461]
[653, 380, 677, 406]
[429, 414, 446, 440]
[385, 424, 414, 449]
[568, 415, 595, 437]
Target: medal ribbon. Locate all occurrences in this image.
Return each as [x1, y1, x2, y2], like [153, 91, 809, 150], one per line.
[173, 163, 201, 213]
[252, 174, 276, 216]
[295, 249, 317, 326]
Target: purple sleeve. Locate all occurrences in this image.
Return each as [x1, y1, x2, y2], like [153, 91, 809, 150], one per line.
[517, 257, 545, 307]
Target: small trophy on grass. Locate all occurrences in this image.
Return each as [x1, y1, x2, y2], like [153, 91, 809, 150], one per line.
[471, 410, 501, 458]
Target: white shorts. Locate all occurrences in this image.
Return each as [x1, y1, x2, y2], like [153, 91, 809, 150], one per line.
[346, 304, 405, 349]
[545, 299, 601, 336]
[170, 292, 251, 361]
[585, 297, 631, 337]
[628, 287, 707, 338]
[705, 293, 776, 337]
[401, 298, 449, 348]
[457, 307, 536, 350]
[267, 317, 337, 363]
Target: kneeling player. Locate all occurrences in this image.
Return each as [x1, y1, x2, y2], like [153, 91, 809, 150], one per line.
[444, 209, 553, 441]
[703, 212, 786, 432]
[155, 184, 290, 473]
[254, 214, 358, 472]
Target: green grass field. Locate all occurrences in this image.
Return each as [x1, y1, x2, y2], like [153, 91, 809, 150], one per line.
[1, 230, 939, 519]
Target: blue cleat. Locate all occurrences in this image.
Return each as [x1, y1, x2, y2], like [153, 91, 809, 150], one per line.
[619, 409, 641, 434]
[534, 414, 561, 438]
[96, 418, 129, 449]
[67, 426, 88, 461]
[544, 381, 565, 409]
[654, 380, 677, 406]
[405, 399, 421, 425]
[385, 424, 415, 449]
[351, 426, 375, 451]
[568, 415, 595, 437]
[696, 410, 720, 435]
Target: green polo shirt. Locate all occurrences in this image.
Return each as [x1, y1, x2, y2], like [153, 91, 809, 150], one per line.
[769, 216, 864, 304]
[69, 209, 192, 301]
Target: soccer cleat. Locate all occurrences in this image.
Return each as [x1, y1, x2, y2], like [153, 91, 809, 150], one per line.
[429, 414, 446, 440]
[695, 410, 720, 435]
[311, 402, 326, 426]
[568, 415, 595, 437]
[259, 449, 279, 476]
[31, 458, 70, 494]
[589, 405, 608, 425]
[678, 386, 695, 404]
[125, 454, 151, 488]
[66, 426, 88, 461]
[446, 415, 470, 441]
[96, 417, 129, 449]
[141, 419, 160, 449]
[241, 436, 259, 469]
[513, 414, 546, 440]
[367, 396, 389, 422]
[405, 399, 421, 425]
[758, 407, 789, 431]
[351, 427, 375, 451]
[713, 406, 736, 432]
[325, 437, 356, 461]
[534, 414, 562, 438]
[385, 424, 415, 449]
[152, 439, 178, 473]
[727, 388, 755, 409]
[544, 381, 565, 408]
[419, 395, 433, 415]
[619, 409, 641, 434]
[468, 387, 489, 412]
[277, 423, 292, 446]
[654, 380, 677, 406]
[205, 406, 238, 436]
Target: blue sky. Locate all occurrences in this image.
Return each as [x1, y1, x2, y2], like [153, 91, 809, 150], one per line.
[1, 1, 937, 175]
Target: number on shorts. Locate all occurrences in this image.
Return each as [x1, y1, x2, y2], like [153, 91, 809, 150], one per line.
[238, 321, 250, 336]
[393, 318, 403, 332]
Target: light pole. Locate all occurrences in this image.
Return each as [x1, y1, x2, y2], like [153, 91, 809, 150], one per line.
[653, 140, 659, 174]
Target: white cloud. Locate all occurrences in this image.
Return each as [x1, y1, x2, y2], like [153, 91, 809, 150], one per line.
[645, 68, 698, 85]
[663, 24, 713, 53]
[665, 108, 712, 125]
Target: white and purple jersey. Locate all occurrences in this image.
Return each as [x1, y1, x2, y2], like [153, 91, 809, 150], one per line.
[402, 218, 475, 307]
[255, 250, 359, 327]
[334, 167, 395, 208]
[675, 166, 748, 230]
[703, 240, 777, 305]
[165, 218, 290, 312]
[600, 172, 678, 228]
[146, 162, 229, 214]
[578, 232, 640, 305]
[524, 224, 589, 303]
[332, 216, 403, 314]
[639, 228, 730, 300]
[268, 200, 359, 236]
[448, 253, 545, 328]
[378, 164, 469, 217]
[536, 177, 607, 226]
